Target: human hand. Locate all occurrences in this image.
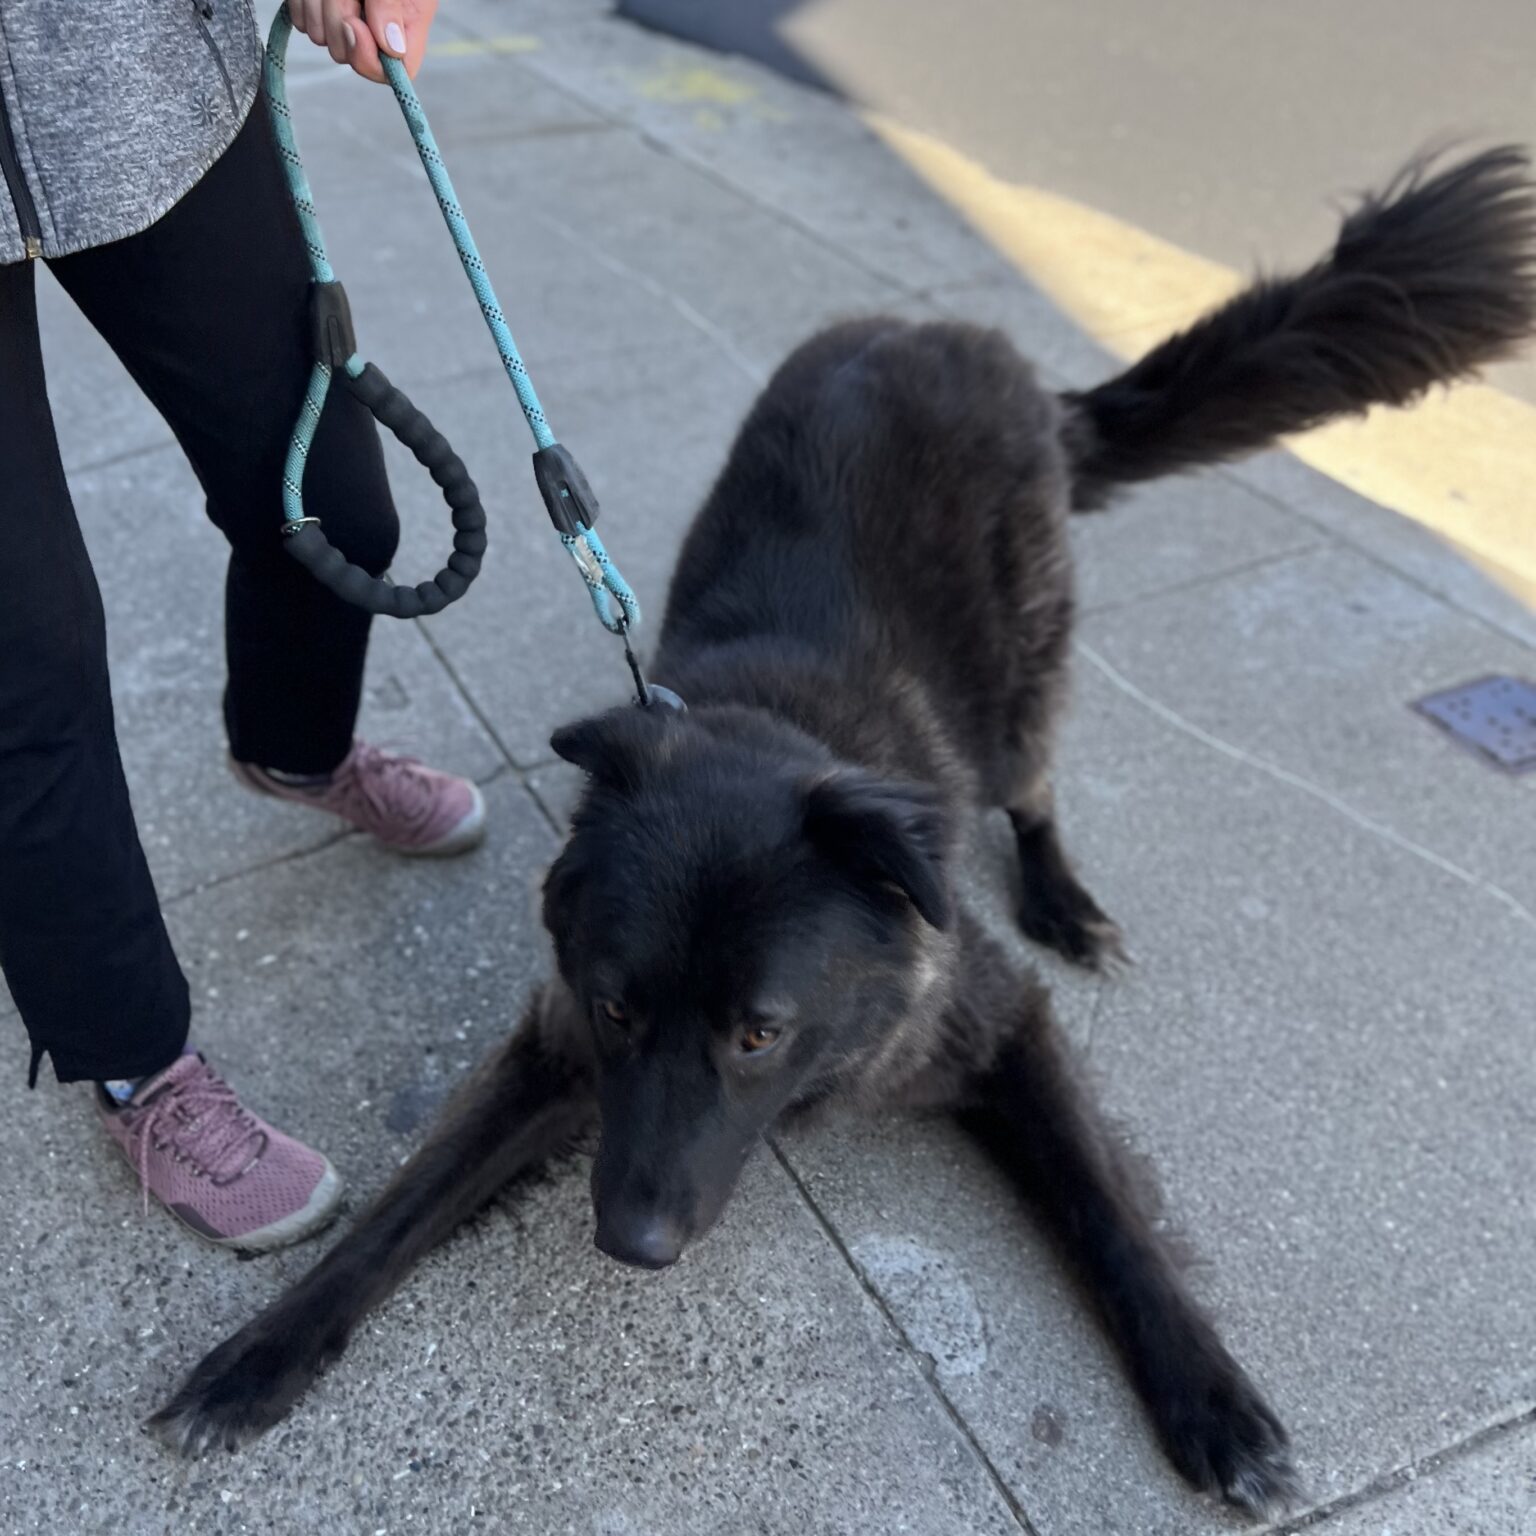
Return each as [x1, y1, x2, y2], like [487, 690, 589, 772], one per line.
[287, 1, 439, 84]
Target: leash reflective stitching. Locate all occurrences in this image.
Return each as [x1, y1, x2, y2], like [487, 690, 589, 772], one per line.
[264, 6, 642, 641]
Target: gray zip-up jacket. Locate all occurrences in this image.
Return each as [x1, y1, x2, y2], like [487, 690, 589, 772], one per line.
[0, 1, 261, 264]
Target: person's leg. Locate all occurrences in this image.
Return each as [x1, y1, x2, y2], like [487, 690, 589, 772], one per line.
[51, 96, 483, 856]
[0, 258, 189, 1088]
[0, 257, 342, 1250]
[48, 95, 398, 776]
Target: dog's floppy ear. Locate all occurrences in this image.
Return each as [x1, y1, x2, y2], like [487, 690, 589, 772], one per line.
[803, 771, 952, 929]
[550, 707, 659, 788]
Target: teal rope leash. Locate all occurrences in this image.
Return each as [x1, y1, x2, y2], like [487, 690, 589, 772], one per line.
[264, 6, 642, 649]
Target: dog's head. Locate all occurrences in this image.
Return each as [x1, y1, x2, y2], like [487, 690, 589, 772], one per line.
[542, 703, 952, 1269]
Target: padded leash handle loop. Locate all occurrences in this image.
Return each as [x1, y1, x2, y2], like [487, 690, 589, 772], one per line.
[265, 4, 642, 647]
[284, 363, 487, 618]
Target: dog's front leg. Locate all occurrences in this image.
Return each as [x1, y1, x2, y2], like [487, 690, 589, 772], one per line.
[951, 985, 1299, 1519]
[150, 984, 593, 1456]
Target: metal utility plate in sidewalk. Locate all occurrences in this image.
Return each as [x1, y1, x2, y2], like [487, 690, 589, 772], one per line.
[1413, 675, 1536, 773]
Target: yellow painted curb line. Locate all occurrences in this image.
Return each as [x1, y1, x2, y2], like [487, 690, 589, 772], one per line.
[871, 116, 1536, 608]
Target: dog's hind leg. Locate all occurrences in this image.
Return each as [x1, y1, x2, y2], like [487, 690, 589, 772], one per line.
[951, 975, 1297, 1518]
[149, 985, 593, 1457]
[1006, 775, 1125, 970]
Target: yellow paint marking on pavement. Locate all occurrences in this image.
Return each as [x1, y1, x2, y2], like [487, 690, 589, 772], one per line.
[637, 63, 759, 107]
[429, 36, 541, 59]
[872, 115, 1536, 607]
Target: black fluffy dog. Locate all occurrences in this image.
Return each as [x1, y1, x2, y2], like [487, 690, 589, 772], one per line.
[153, 148, 1535, 1517]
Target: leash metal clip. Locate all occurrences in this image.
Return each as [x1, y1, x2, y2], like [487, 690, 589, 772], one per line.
[618, 619, 686, 714]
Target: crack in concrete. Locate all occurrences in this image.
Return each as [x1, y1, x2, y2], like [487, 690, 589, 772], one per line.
[405, 617, 568, 842]
[1077, 640, 1536, 935]
[63, 436, 180, 479]
[323, 48, 884, 391]
[157, 760, 517, 909]
[1079, 971, 1111, 1057]
[1273, 1403, 1536, 1534]
[1077, 543, 1324, 622]
[161, 828, 354, 908]
[766, 1137, 1043, 1536]
[486, 29, 931, 305]
[1221, 467, 1536, 661]
[527, 203, 772, 387]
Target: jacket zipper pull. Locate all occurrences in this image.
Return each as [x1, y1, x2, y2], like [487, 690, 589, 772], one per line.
[23, 235, 40, 260]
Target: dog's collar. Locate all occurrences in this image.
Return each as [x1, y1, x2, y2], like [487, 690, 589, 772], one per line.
[643, 684, 687, 713]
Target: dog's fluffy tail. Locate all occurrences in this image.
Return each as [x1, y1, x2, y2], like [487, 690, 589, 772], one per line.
[1062, 145, 1536, 510]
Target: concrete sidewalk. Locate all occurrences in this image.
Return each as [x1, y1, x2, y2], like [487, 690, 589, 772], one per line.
[4, 2, 1534, 1532]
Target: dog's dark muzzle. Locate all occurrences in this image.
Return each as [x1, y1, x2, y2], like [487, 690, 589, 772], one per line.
[594, 1208, 686, 1270]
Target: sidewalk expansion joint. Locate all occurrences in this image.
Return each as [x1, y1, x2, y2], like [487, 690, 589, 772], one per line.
[487, 32, 925, 305]
[1274, 1403, 1536, 1534]
[160, 761, 517, 909]
[408, 618, 567, 841]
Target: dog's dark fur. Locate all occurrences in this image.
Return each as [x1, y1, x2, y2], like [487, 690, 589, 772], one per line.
[152, 148, 1536, 1517]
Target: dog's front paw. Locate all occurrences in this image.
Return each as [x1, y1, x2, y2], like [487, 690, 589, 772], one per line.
[148, 1318, 332, 1457]
[1154, 1362, 1302, 1520]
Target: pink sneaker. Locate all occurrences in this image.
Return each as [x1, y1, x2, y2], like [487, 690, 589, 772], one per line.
[96, 1052, 342, 1252]
[232, 739, 486, 856]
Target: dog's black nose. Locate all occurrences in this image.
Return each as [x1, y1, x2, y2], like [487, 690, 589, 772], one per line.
[594, 1212, 683, 1270]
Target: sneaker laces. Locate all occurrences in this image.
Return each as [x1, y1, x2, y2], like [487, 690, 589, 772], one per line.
[129, 1063, 267, 1212]
[329, 741, 440, 836]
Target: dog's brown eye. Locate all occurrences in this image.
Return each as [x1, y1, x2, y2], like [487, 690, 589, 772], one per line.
[739, 1024, 781, 1055]
[599, 999, 628, 1027]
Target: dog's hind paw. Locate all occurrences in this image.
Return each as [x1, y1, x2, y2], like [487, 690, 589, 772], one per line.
[147, 1323, 329, 1457]
[1016, 886, 1128, 974]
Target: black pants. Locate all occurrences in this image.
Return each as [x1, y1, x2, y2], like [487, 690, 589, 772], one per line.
[0, 100, 400, 1086]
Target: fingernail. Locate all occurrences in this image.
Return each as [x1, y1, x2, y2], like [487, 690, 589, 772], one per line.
[342, 21, 355, 49]
[385, 21, 406, 54]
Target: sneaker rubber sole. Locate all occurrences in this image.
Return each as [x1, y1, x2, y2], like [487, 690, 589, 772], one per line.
[407, 781, 487, 857]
